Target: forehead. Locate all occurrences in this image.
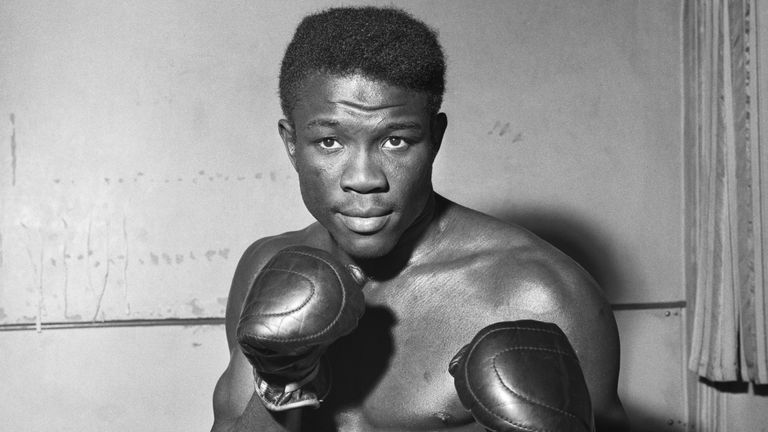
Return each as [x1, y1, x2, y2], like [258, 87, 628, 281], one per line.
[291, 73, 430, 123]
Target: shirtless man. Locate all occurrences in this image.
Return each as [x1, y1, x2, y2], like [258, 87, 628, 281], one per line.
[212, 6, 629, 432]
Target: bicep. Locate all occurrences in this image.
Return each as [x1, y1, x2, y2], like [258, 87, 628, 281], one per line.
[565, 301, 628, 430]
[212, 245, 260, 429]
[213, 239, 295, 432]
[511, 261, 627, 429]
[212, 347, 285, 431]
[213, 348, 254, 421]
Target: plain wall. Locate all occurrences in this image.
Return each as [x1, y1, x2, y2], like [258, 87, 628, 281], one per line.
[0, 0, 684, 324]
[0, 1, 690, 430]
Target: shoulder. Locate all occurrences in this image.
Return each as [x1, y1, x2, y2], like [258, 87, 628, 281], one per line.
[435, 199, 625, 422]
[436, 198, 606, 319]
[449, 201, 613, 351]
[223, 223, 324, 349]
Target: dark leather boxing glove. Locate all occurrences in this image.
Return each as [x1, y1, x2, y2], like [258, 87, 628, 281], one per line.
[236, 245, 365, 411]
[448, 320, 594, 432]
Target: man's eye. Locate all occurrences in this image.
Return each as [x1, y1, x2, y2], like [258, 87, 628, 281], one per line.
[382, 137, 409, 150]
[318, 138, 342, 149]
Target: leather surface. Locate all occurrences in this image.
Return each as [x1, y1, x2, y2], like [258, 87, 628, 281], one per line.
[236, 245, 365, 381]
[450, 320, 593, 432]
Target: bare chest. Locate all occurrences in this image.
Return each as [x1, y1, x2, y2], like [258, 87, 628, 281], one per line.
[301, 275, 503, 431]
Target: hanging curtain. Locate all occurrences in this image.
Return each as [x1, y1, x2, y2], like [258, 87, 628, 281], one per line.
[688, 0, 767, 384]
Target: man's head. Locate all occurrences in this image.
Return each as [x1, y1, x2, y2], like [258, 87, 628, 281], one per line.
[278, 6, 446, 120]
[277, 7, 448, 261]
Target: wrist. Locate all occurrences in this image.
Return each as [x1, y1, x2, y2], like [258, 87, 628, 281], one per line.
[253, 360, 331, 411]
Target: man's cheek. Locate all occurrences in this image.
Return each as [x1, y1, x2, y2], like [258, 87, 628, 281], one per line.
[298, 170, 335, 219]
[305, 164, 334, 188]
[300, 179, 324, 210]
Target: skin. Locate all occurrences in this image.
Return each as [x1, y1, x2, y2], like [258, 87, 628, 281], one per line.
[211, 73, 629, 432]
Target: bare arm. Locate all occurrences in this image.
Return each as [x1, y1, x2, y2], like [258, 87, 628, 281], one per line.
[576, 303, 629, 432]
[495, 243, 630, 432]
[210, 239, 302, 432]
[212, 348, 279, 431]
[211, 346, 302, 432]
[546, 267, 629, 431]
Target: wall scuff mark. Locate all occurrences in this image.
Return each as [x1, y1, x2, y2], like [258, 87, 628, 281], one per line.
[92, 222, 111, 321]
[20, 223, 44, 331]
[9, 114, 17, 185]
[36, 247, 43, 332]
[122, 213, 130, 315]
[61, 218, 70, 319]
[86, 216, 94, 294]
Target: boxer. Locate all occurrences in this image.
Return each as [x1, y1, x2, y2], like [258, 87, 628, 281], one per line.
[212, 6, 628, 432]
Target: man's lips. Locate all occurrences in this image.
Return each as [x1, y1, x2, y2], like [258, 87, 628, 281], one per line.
[337, 211, 391, 234]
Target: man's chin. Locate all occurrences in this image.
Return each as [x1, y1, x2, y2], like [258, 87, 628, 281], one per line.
[336, 235, 396, 260]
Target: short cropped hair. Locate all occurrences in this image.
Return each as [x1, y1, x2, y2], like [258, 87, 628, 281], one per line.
[279, 6, 446, 118]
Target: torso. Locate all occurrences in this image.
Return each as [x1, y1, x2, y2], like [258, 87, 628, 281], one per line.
[308, 261, 496, 431]
[228, 196, 615, 431]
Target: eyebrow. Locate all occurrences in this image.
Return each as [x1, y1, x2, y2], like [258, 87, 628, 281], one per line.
[305, 118, 422, 131]
[383, 121, 422, 131]
[305, 119, 340, 129]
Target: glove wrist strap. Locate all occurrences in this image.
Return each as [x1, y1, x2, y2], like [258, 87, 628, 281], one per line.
[253, 361, 331, 411]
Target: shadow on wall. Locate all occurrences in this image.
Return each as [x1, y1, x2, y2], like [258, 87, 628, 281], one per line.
[701, 379, 768, 395]
[620, 402, 690, 432]
[493, 209, 627, 297]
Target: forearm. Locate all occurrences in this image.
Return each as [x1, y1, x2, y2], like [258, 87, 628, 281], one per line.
[212, 357, 303, 432]
[212, 394, 302, 432]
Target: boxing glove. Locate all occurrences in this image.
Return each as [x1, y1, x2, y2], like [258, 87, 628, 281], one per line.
[449, 320, 594, 432]
[236, 245, 365, 411]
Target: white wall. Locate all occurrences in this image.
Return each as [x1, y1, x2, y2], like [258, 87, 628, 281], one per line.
[0, 324, 227, 430]
[0, 1, 689, 430]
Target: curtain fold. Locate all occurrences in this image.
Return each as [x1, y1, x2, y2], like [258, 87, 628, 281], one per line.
[688, 0, 767, 384]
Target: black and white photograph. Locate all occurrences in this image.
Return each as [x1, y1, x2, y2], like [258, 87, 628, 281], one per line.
[0, 1, 766, 431]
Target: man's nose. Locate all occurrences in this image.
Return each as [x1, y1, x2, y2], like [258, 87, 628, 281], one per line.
[340, 148, 388, 194]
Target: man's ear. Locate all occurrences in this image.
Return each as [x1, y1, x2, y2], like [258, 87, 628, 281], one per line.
[430, 112, 448, 156]
[278, 119, 297, 170]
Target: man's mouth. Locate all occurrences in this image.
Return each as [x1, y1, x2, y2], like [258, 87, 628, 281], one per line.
[337, 212, 391, 234]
